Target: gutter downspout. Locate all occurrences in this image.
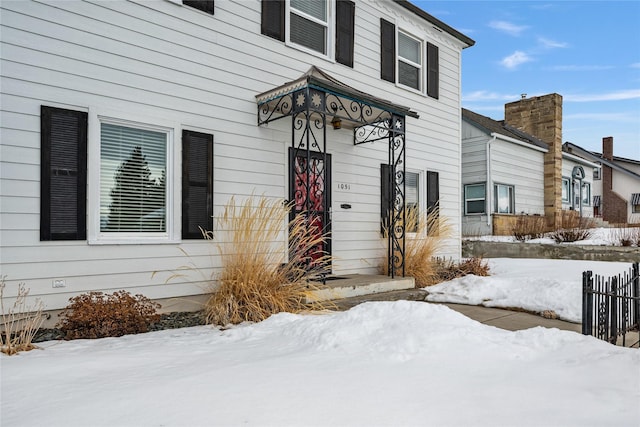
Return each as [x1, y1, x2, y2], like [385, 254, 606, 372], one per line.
[486, 136, 496, 229]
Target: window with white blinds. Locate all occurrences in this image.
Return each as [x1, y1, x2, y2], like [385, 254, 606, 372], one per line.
[289, 0, 328, 54]
[398, 31, 421, 90]
[100, 123, 167, 233]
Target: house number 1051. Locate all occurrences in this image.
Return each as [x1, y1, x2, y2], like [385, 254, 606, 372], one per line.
[337, 183, 351, 191]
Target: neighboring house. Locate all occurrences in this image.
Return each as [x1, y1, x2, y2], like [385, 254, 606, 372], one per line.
[0, 1, 474, 311]
[461, 94, 598, 236]
[564, 138, 640, 224]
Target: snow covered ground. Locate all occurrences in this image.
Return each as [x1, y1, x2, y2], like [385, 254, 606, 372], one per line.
[2, 259, 639, 427]
[466, 226, 639, 246]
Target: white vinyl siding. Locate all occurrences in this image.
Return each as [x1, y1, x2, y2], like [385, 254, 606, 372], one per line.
[0, 0, 466, 308]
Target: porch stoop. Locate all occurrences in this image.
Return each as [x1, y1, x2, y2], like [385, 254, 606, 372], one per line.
[305, 274, 415, 303]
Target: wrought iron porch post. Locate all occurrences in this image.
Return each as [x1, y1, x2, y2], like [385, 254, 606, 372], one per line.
[388, 113, 406, 278]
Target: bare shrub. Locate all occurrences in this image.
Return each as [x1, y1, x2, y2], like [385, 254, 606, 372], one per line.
[380, 206, 452, 288]
[1, 277, 46, 355]
[511, 215, 547, 242]
[550, 213, 596, 243]
[610, 227, 640, 247]
[57, 291, 160, 339]
[205, 196, 331, 326]
[432, 257, 490, 283]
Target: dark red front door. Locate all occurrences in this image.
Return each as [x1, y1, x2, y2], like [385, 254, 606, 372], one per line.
[289, 149, 331, 266]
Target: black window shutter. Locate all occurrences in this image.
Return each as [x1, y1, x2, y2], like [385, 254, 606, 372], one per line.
[380, 163, 391, 234]
[40, 106, 87, 241]
[335, 0, 355, 67]
[427, 170, 440, 234]
[380, 19, 395, 82]
[261, 0, 285, 41]
[427, 42, 439, 99]
[183, 0, 214, 15]
[182, 130, 213, 239]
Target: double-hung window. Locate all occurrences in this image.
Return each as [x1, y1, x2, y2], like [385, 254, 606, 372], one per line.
[381, 19, 440, 98]
[464, 183, 485, 215]
[405, 171, 420, 232]
[494, 184, 515, 214]
[261, 0, 355, 67]
[99, 122, 169, 237]
[398, 31, 421, 91]
[289, 0, 328, 55]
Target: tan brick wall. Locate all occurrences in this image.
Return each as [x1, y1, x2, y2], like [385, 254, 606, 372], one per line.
[505, 94, 563, 230]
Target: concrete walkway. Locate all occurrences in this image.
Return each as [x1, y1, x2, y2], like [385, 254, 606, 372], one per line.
[331, 288, 581, 332]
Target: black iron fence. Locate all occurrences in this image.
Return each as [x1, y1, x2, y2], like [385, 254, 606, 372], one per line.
[582, 262, 639, 347]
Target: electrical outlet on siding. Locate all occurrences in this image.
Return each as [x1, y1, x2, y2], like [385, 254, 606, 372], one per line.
[52, 279, 66, 288]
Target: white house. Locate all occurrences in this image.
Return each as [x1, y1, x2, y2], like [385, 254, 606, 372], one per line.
[0, 0, 474, 312]
[461, 94, 598, 236]
[564, 138, 640, 224]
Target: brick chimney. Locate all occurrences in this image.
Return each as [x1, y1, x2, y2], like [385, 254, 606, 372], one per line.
[602, 136, 614, 161]
[504, 93, 563, 229]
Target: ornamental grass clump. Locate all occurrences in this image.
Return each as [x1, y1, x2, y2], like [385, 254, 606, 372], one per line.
[1, 277, 46, 355]
[205, 196, 330, 326]
[380, 206, 452, 288]
[550, 214, 596, 243]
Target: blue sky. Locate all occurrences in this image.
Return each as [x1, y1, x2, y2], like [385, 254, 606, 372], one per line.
[414, 1, 640, 160]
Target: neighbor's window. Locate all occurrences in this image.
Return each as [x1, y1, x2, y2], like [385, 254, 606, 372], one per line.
[464, 183, 485, 215]
[562, 177, 571, 203]
[581, 182, 591, 206]
[494, 184, 514, 214]
[398, 31, 421, 90]
[100, 122, 168, 235]
[633, 193, 640, 213]
[593, 167, 601, 180]
[289, 0, 328, 55]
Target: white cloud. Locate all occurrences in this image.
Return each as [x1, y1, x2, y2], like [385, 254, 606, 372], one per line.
[564, 112, 640, 123]
[538, 37, 568, 49]
[489, 20, 529, 36]
[500, 51, 533, 70]
[549, 65, 614, 71]
[564, 89, 640, 102]
[631, 63, 640, 68]
[463, 91, 521, 102]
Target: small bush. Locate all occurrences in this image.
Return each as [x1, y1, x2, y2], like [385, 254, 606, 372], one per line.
[549, 228, 594, 243]
[432, 257, 490, 282]
[511, 215, 547, 242]
[57, 290, 160, 340]
[1, 277, 46, 355]
[611, 227, 640, 247]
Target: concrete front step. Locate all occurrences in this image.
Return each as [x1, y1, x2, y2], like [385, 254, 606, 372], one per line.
[305, 274, 415, 303]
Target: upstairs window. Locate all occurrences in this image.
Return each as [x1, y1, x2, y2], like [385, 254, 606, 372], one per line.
[593, 167, 601, 180]
[398, 31, 421, 90]
[261, 0, 355, 67]
[381, 19, 440, 98]
[290, 0, 328, 54]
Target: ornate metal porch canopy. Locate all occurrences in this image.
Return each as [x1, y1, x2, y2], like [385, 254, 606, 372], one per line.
[255, 66, 418, 278]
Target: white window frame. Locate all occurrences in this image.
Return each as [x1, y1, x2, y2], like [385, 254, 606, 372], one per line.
[494, 183, 515, 214]
[593, 167, 601, 180]
[561, 177, 571, 203]
[581, 182, 591, 206]
[464, 183, 486, 215]
[397, 30, 423, 91]
[88, 113, 177, 244]
[286, 0, 334, 59]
